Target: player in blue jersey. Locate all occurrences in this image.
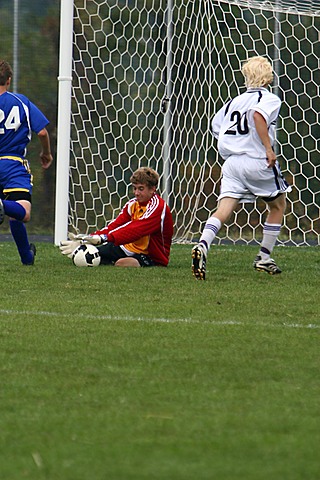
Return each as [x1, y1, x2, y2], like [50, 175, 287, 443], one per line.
[192, 56, 291, 280]
[0, 60, 53, 264]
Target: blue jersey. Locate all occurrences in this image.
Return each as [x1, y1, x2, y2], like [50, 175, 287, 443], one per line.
[0, 91, 49, 159]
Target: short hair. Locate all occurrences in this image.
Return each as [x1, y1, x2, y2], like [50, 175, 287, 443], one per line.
[241, 56, 273, 88]
[0, 60, 13, 86]
[130, 167, 159, 188]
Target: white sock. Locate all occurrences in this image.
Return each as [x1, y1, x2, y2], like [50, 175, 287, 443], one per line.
[259, 222, 281, 260]
[199, 217, 221, 252]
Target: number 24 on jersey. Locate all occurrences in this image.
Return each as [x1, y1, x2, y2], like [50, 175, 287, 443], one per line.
[0, 106, 21, 134]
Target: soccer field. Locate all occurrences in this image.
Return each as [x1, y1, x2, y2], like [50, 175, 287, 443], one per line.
[0, 242, 319, 479]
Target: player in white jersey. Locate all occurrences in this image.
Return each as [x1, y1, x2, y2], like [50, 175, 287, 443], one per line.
[0, 60, 53, 264]
[192, 56, 291, 280]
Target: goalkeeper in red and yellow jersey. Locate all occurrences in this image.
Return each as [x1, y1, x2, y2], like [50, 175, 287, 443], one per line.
[60, 167, 174, 267]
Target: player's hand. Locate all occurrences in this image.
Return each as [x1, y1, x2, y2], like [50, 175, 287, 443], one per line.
[59, 239, 81, 257]
[68, 232, 108, 245]
[266, 148, 276, 168]
[68, 233, 108, 245]
[40, 152, 53, 169]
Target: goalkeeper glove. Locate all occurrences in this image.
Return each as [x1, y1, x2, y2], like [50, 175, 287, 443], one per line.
[59, 232, 108, 258]
[59, 239, 82, 258]
[69, 232, 108, 245]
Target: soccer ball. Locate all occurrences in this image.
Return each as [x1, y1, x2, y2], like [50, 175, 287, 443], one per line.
[72, 244, 101, 267]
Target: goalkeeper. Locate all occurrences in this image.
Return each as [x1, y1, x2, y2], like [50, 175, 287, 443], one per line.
[60, 167, 173, 267]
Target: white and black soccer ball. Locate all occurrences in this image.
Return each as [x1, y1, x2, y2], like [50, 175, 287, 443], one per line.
[72, 244, 101, 267]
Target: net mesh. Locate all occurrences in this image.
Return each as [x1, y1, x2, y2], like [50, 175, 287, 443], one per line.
[69, 0, 320, 245]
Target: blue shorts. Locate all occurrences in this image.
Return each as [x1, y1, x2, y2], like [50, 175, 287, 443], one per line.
[0, 157, 33, 199]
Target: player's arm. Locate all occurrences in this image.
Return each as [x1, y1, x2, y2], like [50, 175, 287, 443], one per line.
[62, 200, 157, 250]
[71, 202, 134, 246]
[107, 209, 161, 245]
[60, 200, 133, 254]
[72, 210, 159, 247]
[60, 204, 161, 255]
[253, 111, 276, 168]
[37, 128, 53, 169]
[27, 98, 53, 169]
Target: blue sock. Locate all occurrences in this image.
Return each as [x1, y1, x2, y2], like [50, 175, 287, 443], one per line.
[3, 200, 26, 221]
[9, 220, 33, 264]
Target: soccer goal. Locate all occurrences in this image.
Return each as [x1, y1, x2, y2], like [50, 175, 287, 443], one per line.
[55, 0, 320, 246]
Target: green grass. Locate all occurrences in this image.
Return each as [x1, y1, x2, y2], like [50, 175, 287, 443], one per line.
[0, 242, 319, 479]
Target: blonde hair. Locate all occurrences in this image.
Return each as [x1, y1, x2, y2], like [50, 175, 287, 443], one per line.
[241, 56, 273, 88]
[130, 167, 159, 188]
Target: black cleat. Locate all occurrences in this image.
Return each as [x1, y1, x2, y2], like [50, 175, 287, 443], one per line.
[192, 245, 207, 280]
[253, 255, 281, 275]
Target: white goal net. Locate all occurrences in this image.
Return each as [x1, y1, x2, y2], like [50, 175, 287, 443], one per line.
[60, 0, 320, 246]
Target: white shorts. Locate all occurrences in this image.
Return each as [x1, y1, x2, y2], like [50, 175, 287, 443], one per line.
[218, 154, 292, 203]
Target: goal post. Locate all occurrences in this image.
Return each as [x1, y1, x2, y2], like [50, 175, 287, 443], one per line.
[55, 0, 74, 244]
[55, 0, 320, 247]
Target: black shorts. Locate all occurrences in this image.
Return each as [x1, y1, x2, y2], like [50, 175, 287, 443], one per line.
[97, 242, 155, 267]
[0, 188, 32, 202]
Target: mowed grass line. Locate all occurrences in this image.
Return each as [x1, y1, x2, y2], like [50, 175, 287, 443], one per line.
[0, 242, 319, 480]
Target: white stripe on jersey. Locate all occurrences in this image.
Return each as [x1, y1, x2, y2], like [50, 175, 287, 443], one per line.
[141, 194, 159, 219]
[211, 87, 281, 160]
[8, 92, 32, 150]
[125, 195, 160, 219]
[126, 198, 137, 216]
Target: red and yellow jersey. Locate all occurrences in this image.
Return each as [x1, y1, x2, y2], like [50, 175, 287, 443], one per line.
[121, 201, 149, 254]
[94, 194, 174, 266]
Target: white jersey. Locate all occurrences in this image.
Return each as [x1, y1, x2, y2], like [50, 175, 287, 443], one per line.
[211, 87, 281, 160]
